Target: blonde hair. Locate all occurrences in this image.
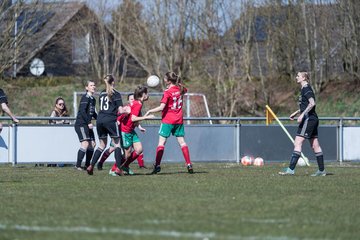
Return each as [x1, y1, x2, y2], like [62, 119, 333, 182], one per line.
[299, 72, 310, 81]
[104, 74, 115, 99]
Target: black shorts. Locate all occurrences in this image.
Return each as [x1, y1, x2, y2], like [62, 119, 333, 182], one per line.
[297, 117, 318, 139]
[96, 120, 120, 140]
[75, 125, 95, 142]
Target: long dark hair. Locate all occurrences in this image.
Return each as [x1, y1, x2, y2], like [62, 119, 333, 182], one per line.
[54, 97, 68, 117]
[165, 72, 185, 95]
[134, 85, 148, 100]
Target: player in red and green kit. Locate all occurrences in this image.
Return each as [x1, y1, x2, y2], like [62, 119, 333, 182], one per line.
[108, 86, 154, 175]
[145, 72, 194, 174]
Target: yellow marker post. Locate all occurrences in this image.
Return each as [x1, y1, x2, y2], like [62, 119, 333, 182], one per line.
[265, 105, 310, 166]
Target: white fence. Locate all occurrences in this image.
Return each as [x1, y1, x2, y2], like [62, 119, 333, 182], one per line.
[0, 117, 359, 165]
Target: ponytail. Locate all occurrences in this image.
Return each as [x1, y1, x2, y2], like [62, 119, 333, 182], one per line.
[134, 85, 148, 100]
[165, 72, 185, 95]
[104, 74, 115, 99]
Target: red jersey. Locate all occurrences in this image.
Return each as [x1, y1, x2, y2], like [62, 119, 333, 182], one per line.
[120, 100, 143, 133]
[160, 85, 187, 124]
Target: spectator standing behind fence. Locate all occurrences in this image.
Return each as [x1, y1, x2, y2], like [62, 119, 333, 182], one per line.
[0, 88, 19, 134]
[49, 97, 70, 124]
[74, 81, 97, 171]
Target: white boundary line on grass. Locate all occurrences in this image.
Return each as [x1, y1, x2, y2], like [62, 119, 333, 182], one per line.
[0, 223, 301, 240]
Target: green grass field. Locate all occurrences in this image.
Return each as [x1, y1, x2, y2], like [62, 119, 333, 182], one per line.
[0, 162, 359, 240]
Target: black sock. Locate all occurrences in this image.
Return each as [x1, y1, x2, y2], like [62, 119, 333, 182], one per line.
[76, 148, 86, 168]
[90, 148, 103, 166]
[114, 147, 125, 168]
[85, 148, 94, 167]
[289, 151, 301, 170]
[315, 152, 325, 171]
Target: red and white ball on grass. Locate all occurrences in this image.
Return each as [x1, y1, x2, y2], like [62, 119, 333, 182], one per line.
[147, 75, 160, 87]
[253, 157, 264, 166]
[241, 155, 253, 166]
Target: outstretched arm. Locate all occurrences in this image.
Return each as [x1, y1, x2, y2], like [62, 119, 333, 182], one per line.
[145, 103, 166, 116]
[131, 114, 155, 122]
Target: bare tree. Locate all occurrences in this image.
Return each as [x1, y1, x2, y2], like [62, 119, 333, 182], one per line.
[0, 0, 45, 77]
[111, 0, 200, 82]
[337, 0, 360, 83]
[190, 0, 264, 117]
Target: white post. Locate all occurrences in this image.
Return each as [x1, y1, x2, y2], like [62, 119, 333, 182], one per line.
[186, 94, 190, 125]
[236, 119, 240, 164]
[202, 94, 212, 124]
[339, 118, 343, 163]
[73, 92, 77, 117]
[8, 124, 17, 166]
[8, 124, 12, 164]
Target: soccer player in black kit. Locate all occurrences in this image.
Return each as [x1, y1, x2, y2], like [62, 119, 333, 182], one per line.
[86, 74, 129, 175]
[279, 72, 326, 176]
[74, 80, 97, 170]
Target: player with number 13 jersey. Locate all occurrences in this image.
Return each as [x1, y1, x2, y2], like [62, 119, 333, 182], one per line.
[86, 75, 128, 176]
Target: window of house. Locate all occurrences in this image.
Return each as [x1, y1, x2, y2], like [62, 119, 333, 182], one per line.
[72, 33, 89, 63]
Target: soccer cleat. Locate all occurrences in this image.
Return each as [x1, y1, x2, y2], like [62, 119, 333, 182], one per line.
[187, 164, 194, 174]
[75, 166, 83, 171]
[86, 165, 94, 175]
[121, 166, 134, 175]
[278, 167, 295, 176]
[97, 162, 103, 170]
[311, 170, 327, 177]
[150, 165, 161, 175]
[139, 165, 148, 169]
[109, 169, 118, 176]
[114, 167, 125, 176]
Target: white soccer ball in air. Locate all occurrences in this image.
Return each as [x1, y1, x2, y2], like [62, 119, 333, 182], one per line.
[241, 155, 253, 166]
[147, 75, 160, 87]
[253, 157, 264, 166]
[297, 157, 306, 167]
